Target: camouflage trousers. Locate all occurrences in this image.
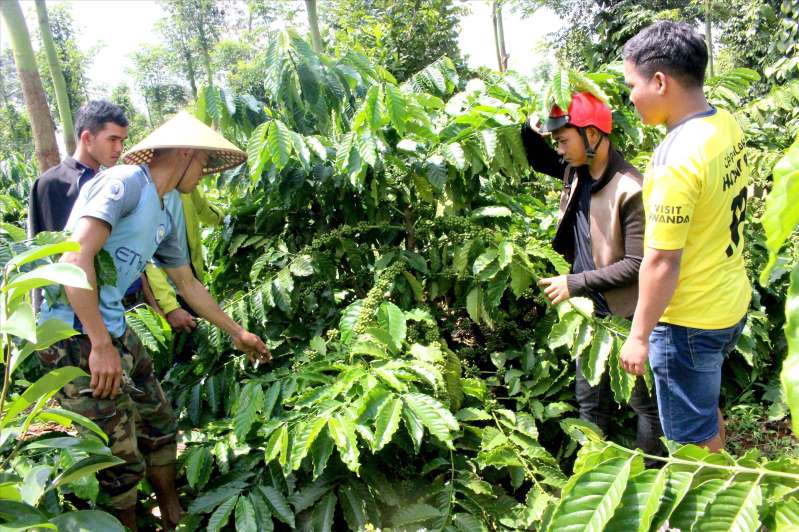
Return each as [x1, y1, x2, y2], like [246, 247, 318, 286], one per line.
[39, 329, 177, 510]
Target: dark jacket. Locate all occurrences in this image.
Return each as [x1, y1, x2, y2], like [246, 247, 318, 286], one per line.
[521, 123, 644, 318]
[29, 157, 95, 235]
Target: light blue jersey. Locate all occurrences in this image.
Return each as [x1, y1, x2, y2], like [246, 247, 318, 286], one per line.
[40, 165, 189, 337]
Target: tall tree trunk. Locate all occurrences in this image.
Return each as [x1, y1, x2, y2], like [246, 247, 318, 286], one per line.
[200, 44, 213, 88]
[305, 0, 324, 53]
[183, 48, 198, 99]
[0, 63, 9, 108]
[0, 0, 59, 172]
[704, 0, 714, 78]
[35, 0, 75, 154]
[492, 1, 508, 73]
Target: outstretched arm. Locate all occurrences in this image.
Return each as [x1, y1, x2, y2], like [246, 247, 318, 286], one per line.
[164, 264, 271, 362]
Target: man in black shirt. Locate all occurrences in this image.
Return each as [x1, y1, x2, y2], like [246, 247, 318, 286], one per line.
[29, 100, 129, 235]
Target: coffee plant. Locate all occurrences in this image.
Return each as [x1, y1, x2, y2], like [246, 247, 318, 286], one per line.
[109, 32, 797, 530]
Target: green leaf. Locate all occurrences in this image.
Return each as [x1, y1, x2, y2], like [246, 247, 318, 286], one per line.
[402, 402, 425, 452]
[782, 265, 799, 434]
[2, 366, 86, 426]
[48, 455, 124, 491]
[185, 446, 212, 490]
[310, 432, 335, 479]
[290, 417, 327, 471]
[774, 497, 799, 531]
[264, 424, 288, 465]
[581, 326, 614, 386]
[21, 465, 51, 507]
[327, 414, 360, 473]
[249, 491, 274, 531]
[402, 392, 458, 448]
[0, 222, 27, 242]
[311, 492, 337, 532]
[604, 468, 667, 532]
[669, 478, 726, 531]
[466, 286, 483, 324]
[248, 122, 270, 181]
[760, 135, 799, 283]
[235, 382, 264, 440]
[12, 320, 79, 375]
[340, 300, 364, 345]
[37, 408, 107, 443]
[510, 257, 534, 297]
[290, 255, 314, 277]
[235, 495, 258, 532]
[267, 119, 292, 170]
[207, 496, 237, 532]
[24, 436, 110, 455]
[372, 396, 402, 452]
[259, 485, 295, 528]
[1, 300, 36, 342]
[547, 457, 634, 532]
[480, 129, 498, 162]
[608, 336, 635, 404]
[442, 142, 467, 170]
[650, 470, 694, 529]
[337, 482, 369, 531]
[48, 510, 124, 532]
[188, 480, 247, 514]
[391, 503, 441, 527]
[692, 481, 762, 531]
[473, 249, 499, 279]
[549, 311, 582, 351]
[453, 512, 486, 532]
[377, 302, 406, 351]
[5, 240, 79, 271]
[383, 83, 407, 134]
[289, 477, 331, 513]
[4, 263, 90, 295]
[471, 206, 511, 218]
[94, 249, 117, 287]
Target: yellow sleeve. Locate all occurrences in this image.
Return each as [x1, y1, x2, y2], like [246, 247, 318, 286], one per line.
[643, 161, 701, 250]
[189, 189, 223, 227]
[144, 263, 181, 314]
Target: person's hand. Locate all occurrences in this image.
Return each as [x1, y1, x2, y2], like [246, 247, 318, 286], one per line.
[538, 275, 571, 305]
[620, 335, 649, 376]
[233, 330, 271, 364]
[166, 308, 196, 333]
[88, 342, 123, 398]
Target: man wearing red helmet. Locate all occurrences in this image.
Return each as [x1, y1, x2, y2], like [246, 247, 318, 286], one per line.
[521, 91, 663, 459]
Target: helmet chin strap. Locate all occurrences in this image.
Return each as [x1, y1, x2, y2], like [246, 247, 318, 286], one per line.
[578, 127, 604, 160]
[174, 152, 197, 190]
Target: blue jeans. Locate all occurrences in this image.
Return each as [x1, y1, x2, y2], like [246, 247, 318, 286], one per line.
[649, 317, 746, 443]
[575, 359, 664, 463]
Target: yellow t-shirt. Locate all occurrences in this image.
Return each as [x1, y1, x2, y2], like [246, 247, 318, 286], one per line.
[643, 108, 751, 329]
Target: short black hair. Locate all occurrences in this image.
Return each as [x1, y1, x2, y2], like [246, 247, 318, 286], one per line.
[622, 21, 708, 88]
[74, 100, 128, 138]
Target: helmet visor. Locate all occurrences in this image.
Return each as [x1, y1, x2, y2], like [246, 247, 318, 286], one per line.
[541, 114, 570, 134]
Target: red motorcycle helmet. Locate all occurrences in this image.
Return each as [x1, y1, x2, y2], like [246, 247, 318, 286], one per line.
[542, 92, 612, 135]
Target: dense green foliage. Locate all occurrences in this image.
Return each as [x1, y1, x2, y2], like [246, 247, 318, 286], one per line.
[1, 0, 798, 530]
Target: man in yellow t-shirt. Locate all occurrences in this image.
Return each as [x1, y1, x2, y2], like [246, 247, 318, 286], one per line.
[620, 21, 750, 452]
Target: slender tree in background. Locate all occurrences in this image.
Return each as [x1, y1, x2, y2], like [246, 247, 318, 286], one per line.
[35, 0, 75, 154]
[704, 0, 714, 77]
[0, 0, 59, 172]
[492, 0, 509, 72]
[305, 0, 324, 52]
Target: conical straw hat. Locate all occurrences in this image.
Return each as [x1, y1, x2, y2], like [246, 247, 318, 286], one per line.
[122, 111, 245, 174]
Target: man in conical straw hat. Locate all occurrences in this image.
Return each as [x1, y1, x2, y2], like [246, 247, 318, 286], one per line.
[38, 111, 270, 530]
